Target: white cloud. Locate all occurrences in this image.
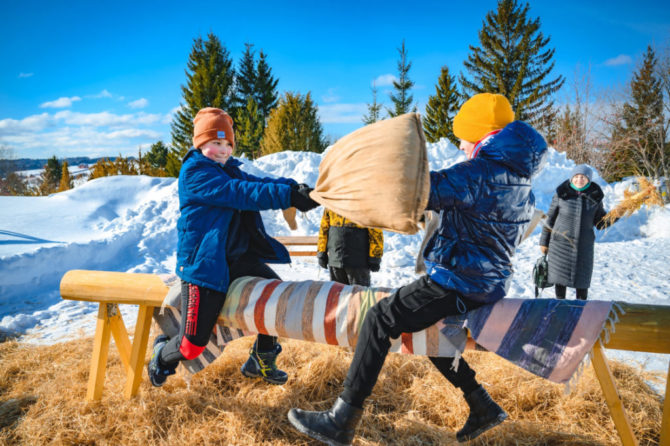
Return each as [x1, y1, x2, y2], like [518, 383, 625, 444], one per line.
[318, 103, 368, 124]
[322, 89, 340, 103]
[53, 110, 162, 127]
[373, 74, 397, 87]
[0, 113, 53, 135]
[603, 54, 632, 66]
[128, 98, 148, 109]
[18, 72, 34, 78]
[163, 106, 182, 124]
[90, 89, 113, 98]
[39, 96, 82, 109]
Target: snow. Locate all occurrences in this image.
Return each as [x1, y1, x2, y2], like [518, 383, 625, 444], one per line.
[1, 142, 668, 388]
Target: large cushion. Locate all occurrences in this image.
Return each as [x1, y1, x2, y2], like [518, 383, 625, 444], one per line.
[310, 113, 430, 234]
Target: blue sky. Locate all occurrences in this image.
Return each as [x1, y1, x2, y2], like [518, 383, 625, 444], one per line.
[1, 0, 669, 159]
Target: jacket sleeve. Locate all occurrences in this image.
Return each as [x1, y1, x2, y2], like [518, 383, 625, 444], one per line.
[426, 162, 481, 212]
[368, 228, 384, 259]
[235, 168, 298, 187]
[539, 194, 559, 247]
[594, 201, 616, 229]
[181, 161, 292, 211]
[317, 209, 330, 254]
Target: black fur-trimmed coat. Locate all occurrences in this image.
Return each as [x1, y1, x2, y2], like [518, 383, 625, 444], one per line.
[539, 180, 611, 289]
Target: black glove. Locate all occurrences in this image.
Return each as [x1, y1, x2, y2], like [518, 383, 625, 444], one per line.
[290, 186, 320, 212]
[368, 257, 381, 272]
[292, 182, 310, 190]
[317, 252, 328, 269]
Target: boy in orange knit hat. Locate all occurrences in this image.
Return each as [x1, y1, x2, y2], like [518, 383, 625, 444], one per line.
[148, 107, 320, 387]
[288, 94, 548, 444]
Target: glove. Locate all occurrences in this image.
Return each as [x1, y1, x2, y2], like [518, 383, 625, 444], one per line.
[368, 257, 381, 272]
[292, 182, 310, 190]
[317, 252, 328, 269]
[290, 186, 320, 212]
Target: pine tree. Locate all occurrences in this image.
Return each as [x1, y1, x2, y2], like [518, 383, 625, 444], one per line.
[255, 50, 279, 121]
[114, 154, 135, 175]
[388, 40, 415, 117]
[236, 97, 265, 159]
[167, 33, 235, 176]
[423, 66, 461, 145]
[460, 0, 564, 124]
[362, 82, 383, 125]
[38, 156, 61, 195]
[260, 92, 327, 155]
[145, 141, 168, 169]
[89, 158, 114, 180]
[605, 45, 666, 181]
[58, 161, 72, 191]
[233, 43, 257, 120]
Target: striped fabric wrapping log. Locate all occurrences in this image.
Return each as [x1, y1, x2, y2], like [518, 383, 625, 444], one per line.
[154, 276, 617, 384]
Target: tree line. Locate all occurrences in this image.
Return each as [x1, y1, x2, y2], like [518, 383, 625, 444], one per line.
[2, 0, 668, 196]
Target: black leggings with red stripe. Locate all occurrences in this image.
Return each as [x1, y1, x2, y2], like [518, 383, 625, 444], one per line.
[159, 259, 279, 367]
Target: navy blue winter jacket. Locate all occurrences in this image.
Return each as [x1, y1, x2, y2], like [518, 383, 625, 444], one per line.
[176, 149, 296, 292]
[423, 121, 548, 303]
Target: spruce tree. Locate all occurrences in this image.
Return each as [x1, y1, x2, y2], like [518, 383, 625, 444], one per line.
[233, 43, 257, 120]
[460, 0, 564, 124]
[423, 66, 461, 145]
[606, 45, 666, 181]
[168, 33, 235, 176]
[255, 50, 279, 120]
[145, 141, 168, 169]
[58, 161, 72, 191]
[362, 82, 383, 125]
[260, 92, 327, 155]
[388, 40, 415, 117]
[38, 156, 61, 195]
[236, 97, 265, 159]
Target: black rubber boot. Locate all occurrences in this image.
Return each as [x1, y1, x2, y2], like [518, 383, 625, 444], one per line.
[240, 341, 288, 385]
[288, 397, 363, 446]
[457, 386, 507, 442]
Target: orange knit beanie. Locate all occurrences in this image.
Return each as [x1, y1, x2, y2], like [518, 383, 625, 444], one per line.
[192, 107, 235, 148]
[453, 93, 514, 143]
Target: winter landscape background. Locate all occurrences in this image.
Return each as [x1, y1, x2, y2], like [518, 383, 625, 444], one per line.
[1, 140, 668, 389]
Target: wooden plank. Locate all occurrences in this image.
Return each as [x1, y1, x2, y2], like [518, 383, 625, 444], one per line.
[123, 305, 154, 399]
[108, 304, 132, 373]
[86, 303, 112, 401]
[591, 342, 639, 446]
[275, 236, 318, 246]
[660, 361, 670, 446]
[602, 302, 670, 354]
[288, 251, 318, 257]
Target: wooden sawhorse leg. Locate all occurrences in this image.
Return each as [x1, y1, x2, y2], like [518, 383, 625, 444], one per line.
[86, 303, 155, 401]
[591, 342, 639, 446]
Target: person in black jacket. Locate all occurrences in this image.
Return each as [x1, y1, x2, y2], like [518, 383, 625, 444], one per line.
[316, 209, 384, 286]
[539, 164, 616, 300]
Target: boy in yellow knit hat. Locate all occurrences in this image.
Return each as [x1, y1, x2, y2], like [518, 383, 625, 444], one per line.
[288, 93, 548, 444]
[148, 107, 320, 388]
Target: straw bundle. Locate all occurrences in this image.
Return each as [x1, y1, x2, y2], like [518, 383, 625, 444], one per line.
[603, 177, 664, 225]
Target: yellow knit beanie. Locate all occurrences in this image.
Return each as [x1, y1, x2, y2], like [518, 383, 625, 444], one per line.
[453, 93, 515, 143]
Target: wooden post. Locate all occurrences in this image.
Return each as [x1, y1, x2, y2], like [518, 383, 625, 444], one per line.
[86, 303, 112, 401]
[591, 342, 639, 446]
[108, 305, 132, 373]
[660, 361, 670, 446]
[123, 305, 154, 399]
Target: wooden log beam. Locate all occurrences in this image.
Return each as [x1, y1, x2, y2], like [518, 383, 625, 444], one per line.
[60, 270, 670, 354]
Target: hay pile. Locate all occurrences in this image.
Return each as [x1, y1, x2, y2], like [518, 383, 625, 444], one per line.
[604, 177, 664, 225]
[0, 333, 663, 445]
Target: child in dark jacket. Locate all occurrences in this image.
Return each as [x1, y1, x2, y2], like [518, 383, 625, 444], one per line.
[288, 94, 548, 445]
[148, 107, 319, 387]
[317, 209, 384, 286]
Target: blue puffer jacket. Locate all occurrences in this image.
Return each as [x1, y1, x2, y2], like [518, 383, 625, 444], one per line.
[423, 121, 548, 303]
[176, 149, 296, 292]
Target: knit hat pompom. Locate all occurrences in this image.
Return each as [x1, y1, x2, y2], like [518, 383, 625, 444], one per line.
[570, 164, 592, 181]
[453, 93, 515, 143]
[193, 107, 235, 149]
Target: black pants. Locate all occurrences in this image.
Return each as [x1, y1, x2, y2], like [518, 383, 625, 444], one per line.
[341, 275, 483, 407]
[329, 266, 371, 287]
[555, 284, 588, 300]
[160, 257, 279, 366]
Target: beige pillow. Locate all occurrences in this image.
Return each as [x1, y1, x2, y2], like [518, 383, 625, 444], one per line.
[309, 113, 430, 234]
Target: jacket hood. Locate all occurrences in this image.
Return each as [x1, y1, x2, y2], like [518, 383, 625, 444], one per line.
[477, 121, 548, 178]
[556, 179, 604, 202]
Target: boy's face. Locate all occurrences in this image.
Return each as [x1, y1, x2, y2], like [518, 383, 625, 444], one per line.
[459, 139, 476, 159]
[200, 138, 233, 164]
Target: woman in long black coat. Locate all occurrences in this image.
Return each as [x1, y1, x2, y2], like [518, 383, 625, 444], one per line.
[539, 165, 616, 300]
